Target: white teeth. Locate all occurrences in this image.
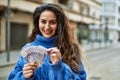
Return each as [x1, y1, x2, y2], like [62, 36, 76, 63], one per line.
[44, 30, 51, 34]
[45, 31, 50, 34]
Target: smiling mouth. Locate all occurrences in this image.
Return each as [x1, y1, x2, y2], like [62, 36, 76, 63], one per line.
[44, 30, 52, 34]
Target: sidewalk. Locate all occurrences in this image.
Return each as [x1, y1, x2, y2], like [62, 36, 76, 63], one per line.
[0, 50, 20, 68]
[82, 42, 114, 51]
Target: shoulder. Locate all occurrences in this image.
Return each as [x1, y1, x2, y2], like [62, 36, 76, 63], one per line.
[21, 42, 33, 50]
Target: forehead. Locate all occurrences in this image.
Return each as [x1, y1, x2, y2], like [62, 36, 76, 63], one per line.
[40, 10, 57, 19]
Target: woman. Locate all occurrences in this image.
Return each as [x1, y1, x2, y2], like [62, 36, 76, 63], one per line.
[8, 3, 87, 80]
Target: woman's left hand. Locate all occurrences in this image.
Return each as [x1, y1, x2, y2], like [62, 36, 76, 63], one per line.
[47, 47, 61, 64]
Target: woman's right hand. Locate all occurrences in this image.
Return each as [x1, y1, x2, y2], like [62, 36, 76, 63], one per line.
[23, 62, 38, 78]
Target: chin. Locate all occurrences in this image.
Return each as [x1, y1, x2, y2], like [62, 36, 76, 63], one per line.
[44, 35, 52, 38]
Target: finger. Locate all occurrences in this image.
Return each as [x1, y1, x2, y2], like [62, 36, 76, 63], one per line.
[49, 50, 61, 64]
[46, 49, 53, 54]
[31, 65, 38, 70]
[23, 66, 33, 71]
[50, 49, 59, 55]
[49, 49, 61, 58]
[24, 69, 34, 74]
[24, 72, 34, 78]
[51, 53, 56, 56]
[23, 65, 38, 71]
[46, 47, 58, 53]
[23, 63, 37, 70]
[50, 53, 56, 58]
[51, 50, 61, 58]
[24, 63, 31, 67]
[29, 62, 38, 68]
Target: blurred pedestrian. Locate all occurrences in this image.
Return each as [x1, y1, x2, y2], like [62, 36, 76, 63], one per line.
[8, 3, 87, 80]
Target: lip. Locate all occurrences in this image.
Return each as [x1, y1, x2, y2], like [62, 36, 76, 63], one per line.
[44, 30, 52, 34]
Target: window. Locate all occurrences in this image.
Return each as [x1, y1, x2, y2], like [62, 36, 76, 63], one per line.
[109, 17, 115, 25]
[26, 0, 42, 3]
[79, 2, 89, 16]
[0, 20, 2, 37]
[104, 17, 115, 26]
[59, 0, 68, 5]
[0, 19, 2, 37]
[103, 2, 116, 12]
[77, 23, 89, 44]
[92, 12, 96, 18]
[80, 7, 85, 15]
[119, 7, 120, 15]
[0, 16, 1, 52]
[80, 6, 89, 16]
[0, 11, 2, 36]
[10, 23, 28, 50]
[118, 19, 120, 26]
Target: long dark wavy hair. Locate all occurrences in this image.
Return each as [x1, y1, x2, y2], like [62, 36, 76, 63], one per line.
[29, 3, 84, 73]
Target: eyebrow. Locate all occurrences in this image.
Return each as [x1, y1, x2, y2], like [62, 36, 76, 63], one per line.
[40, 19, 57, 21]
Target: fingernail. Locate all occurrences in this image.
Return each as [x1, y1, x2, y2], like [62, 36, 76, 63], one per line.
[51, 54, 56, 56]
[51, 51, 55, 54]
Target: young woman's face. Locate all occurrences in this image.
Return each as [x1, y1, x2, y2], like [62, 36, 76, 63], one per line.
[39, 10, 57, 38]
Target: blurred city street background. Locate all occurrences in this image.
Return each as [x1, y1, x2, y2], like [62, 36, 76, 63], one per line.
[1, 0, 120, 80]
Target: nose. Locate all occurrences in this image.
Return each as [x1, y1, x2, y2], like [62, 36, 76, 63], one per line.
[45, 23, 50, 29]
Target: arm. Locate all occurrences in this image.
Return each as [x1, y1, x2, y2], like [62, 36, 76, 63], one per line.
[8, 55, 39, 80]
[47, 47, 87, 80]
[8, 55, 26, 80]
[48, 59, 87, 80]
[64, 63, 87, 80]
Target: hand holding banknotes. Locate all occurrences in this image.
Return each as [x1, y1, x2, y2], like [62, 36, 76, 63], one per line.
[21, 46, 46, 78]
[47, 47, 61, 64]
[23, 62, 38, 78]
[22, 46, 61, 78]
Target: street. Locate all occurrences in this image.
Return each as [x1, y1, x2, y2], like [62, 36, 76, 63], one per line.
[87, 44, 120, 80]
[0, 65, 13, 80]
[0, 44, 120, 80]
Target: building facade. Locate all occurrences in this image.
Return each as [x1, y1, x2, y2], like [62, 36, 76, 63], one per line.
[0, 0, 101, 52]
[101, 0, 120, 44]
[0, 0, 39, 51]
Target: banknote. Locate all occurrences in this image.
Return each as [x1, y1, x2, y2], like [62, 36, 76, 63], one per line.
[20, 46, 47, 67]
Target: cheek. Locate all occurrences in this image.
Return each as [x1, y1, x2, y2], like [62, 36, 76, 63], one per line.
[53, 24, 57, 31]
[39, 23, 44, 31]
[52, 26, 57, 34]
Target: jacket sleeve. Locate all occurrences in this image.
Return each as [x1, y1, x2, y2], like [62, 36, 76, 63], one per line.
[48, 58, 87, 80]
[8, 55, 26, 80]
[63, 63, 87, 80]
[8, 43, 37, 80]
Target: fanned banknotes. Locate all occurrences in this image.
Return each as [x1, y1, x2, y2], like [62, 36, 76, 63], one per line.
[20, 46, 47, 67]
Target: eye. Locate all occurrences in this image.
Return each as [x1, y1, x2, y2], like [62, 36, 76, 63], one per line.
[50, 21, 57, 25]
[40, 20, 46, 24]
